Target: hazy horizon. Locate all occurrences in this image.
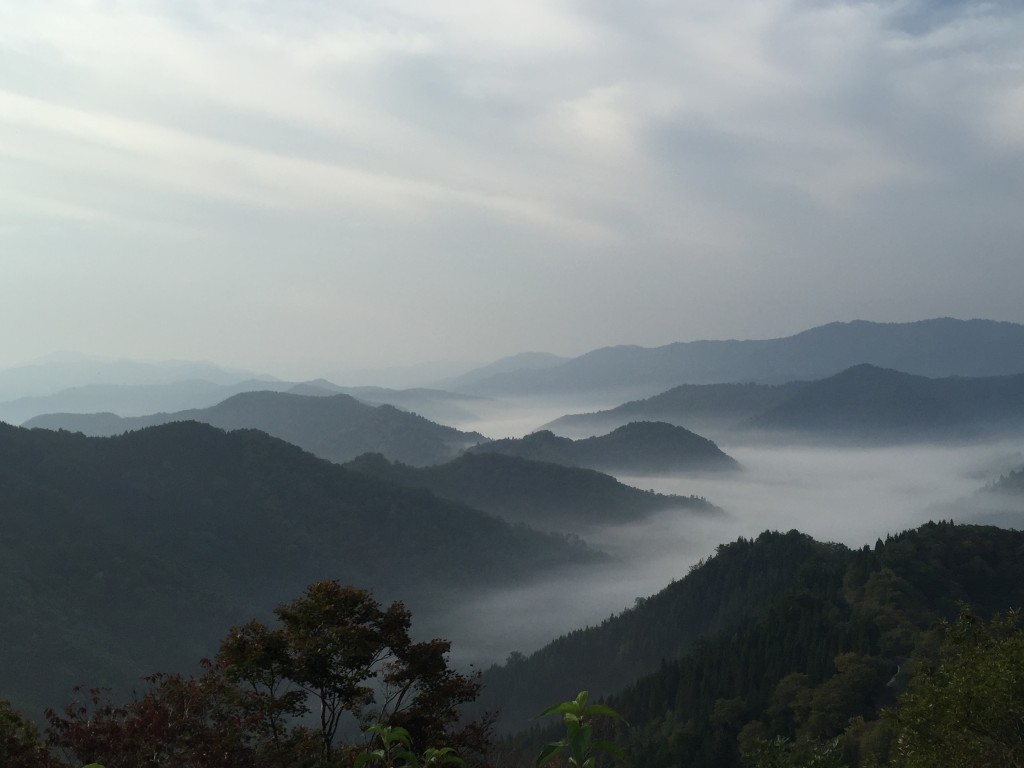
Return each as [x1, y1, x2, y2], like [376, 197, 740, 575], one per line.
[4, 314, 1024, 393]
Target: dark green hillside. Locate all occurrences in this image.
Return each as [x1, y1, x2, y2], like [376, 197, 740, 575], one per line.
[477, 531, 842, 730]
[575, 421, 739, 473]
[494, 523, 1024, 767]
[469, 422, 738, 475]
[0, 421, 595, 719]
[544, 381, 804, 438]
[745, 364, 1024, 441]
[344, 451, 717, 533]
[470, 429, 577, 464]
[25, 390, 486, 465]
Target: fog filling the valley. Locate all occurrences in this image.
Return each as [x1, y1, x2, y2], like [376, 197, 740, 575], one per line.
[433, 405, 1023, 668]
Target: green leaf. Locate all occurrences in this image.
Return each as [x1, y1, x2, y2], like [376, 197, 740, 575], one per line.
[535, 701, 583, 719]
[536, 740, 568, 768]
[423, 746, 464, 767]
[388, 726, 414, 748]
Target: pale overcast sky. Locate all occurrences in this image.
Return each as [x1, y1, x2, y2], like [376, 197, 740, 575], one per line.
[2, 0, 1023, 379]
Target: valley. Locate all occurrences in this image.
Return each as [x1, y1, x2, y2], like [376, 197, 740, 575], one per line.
[2, 318, 1024, 767]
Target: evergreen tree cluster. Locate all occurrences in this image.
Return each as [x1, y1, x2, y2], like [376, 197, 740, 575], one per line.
[493, 523, 1024, 768]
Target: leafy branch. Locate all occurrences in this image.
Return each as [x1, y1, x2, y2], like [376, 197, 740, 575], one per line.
[534, 691, 628, 768]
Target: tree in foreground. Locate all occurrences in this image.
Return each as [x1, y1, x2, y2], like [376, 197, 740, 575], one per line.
[890, 607, 1024, 768]
[47, 581, 485, 768]
[1, 698, 62, 767]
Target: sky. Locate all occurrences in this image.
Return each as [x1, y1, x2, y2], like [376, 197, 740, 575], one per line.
[2, 0, 1023, 380]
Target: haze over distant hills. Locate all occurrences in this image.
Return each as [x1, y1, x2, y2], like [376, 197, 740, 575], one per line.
[451, 319, 1024, 398]
[14, 318, 1024, 427]
[545, 365, 1024, 445]
[25, 391, 486, 466]
[742, 364, 1024, 441]
[0, 357, 271, 401]
[290, 381, 484, 424]
[0, 379, 298, 426]
[343, 451, 718, 533]
[435, 351, 569, 391]
[469, 422, 739, 474]
[0, 359, 484, 427]
[544, 381, 806, 438]
[988, 466, 1024, 495]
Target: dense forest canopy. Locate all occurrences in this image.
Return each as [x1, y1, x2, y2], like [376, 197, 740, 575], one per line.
[3, 523, 1024, 768]
[0, 421, 596, 717]
[490, 522, 1024, 768]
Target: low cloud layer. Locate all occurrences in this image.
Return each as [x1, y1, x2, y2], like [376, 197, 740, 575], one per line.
[437, 439, 1023, 666]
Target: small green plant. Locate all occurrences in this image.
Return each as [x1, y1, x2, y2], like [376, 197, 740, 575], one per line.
[355, 724, 463, 768]
[534, 691, 628, 768]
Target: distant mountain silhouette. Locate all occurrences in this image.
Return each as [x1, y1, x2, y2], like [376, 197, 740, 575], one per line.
[435, 351, 569, 390]
[0, 357, 267, 401]
[1, 376, 480, 429]
[743, 364, 1024, 441]
[468, 422, 738, 474]
[453, 318, 1024, 397]
[543, 381, 806, 438]
[287, 383, 484, 424]
[25, 391, 487, 466]
[344, 451, 718, 533]
[988, 466, 1024, 494]
[545, 364, 1024, 444]
[0, 378, 295, 425]
[0, 421, 596, 717]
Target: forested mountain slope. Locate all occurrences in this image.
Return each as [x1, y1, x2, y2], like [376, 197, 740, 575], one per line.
[468, 422, 738, 474]
[543, 381, 804, 438]
[477, 531, 843, 729]
[546, 364, 1024, 444]
[343, 451, 718, 533]
[24, 390, 486, 465]
[491, 523, 1024, 767]
[744, 364, 1024, 441]
[0, 421, 595, 718]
